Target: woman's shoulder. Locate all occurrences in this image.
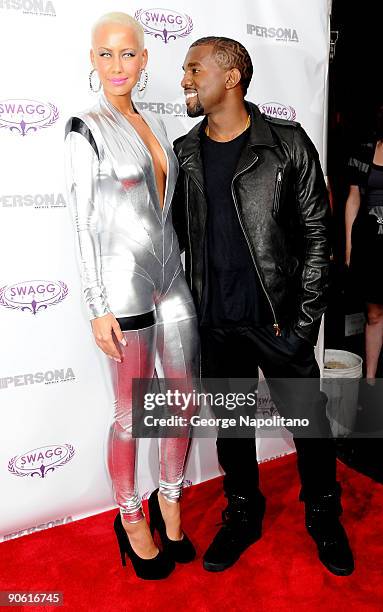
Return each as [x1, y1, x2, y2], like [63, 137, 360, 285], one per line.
[64, 101, 103, 156]
[65, 102, 106, 156]
[65, 99, 102, 133]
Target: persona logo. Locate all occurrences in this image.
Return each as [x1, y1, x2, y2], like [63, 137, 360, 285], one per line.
[8, 444, 75, 479]
[3, 516, 73, 541]
[1, 192, 66, 209]
[0, 280, 68, 315]
[247, 24, 299, 43]
[259, 102, 297, 121]
[0, 367, 76, 390]
[0, 0, 56, 16]
[0, 99, 59, 136]
[259, 451, 290, 464]
[134, 101, 187, 117]
[135, 8, 193, 44]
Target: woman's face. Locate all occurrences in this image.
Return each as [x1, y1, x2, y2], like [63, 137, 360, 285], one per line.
[90, 22, 147, 99]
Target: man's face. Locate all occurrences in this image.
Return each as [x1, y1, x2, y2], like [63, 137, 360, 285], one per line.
[181, 45, 228, 117]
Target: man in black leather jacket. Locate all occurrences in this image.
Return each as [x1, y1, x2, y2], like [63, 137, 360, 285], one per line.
[172, 36, 354, 576]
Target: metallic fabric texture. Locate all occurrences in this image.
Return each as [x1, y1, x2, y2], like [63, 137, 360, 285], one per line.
[65, 93, 186, 320]
[65, 94, 199, 522]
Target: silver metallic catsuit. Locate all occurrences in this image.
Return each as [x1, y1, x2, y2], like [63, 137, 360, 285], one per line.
[65, 94, 199, 522]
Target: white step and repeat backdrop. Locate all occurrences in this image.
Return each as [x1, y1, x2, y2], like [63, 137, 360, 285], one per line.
[0, 0, 331, 541]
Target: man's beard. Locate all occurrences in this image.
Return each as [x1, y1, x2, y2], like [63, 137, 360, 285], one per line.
[186, 97, 205, 118]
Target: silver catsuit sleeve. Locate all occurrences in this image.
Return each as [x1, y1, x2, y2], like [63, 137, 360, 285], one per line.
[65, 129, 111, 319]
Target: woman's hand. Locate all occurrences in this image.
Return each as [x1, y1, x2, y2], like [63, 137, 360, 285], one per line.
[91, 313, 126, 362]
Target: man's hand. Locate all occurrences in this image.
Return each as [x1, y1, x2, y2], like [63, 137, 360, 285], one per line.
[91, 313, 126, 362]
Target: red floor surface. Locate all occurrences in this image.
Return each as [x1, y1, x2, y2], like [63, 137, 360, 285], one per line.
[1, 453, 382, 612]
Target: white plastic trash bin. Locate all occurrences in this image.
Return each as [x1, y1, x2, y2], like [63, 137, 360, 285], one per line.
[322, 349, 363, 437]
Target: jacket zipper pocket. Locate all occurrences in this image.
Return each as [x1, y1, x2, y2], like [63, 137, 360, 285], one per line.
[231, 159, 281, 336]
[185, 176, 193, 290]
[186, 174, 205, 294]
[272, 167, 284, 218]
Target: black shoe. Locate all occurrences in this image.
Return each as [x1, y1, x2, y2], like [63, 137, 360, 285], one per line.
[113, 512, 175, 579]
[203, 491, 266, 572]
[302, 483, 354, 576]
[148, 489, 196, 563]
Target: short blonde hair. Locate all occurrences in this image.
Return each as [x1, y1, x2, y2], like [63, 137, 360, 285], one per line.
[91, 12, 145, 49]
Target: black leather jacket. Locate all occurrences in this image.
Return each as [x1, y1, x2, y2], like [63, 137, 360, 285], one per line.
[172, 102, 330, 344]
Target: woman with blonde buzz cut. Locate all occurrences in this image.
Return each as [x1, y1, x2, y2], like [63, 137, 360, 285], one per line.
[65, 12, 199, 580]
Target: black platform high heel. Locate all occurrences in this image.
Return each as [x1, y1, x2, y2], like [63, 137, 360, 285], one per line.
[113, 512, 175, 579]
[148, 489, 196, 563]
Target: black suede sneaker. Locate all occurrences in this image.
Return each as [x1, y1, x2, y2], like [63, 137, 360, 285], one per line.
[302, 483, 354, 576]
[203, 492, 266, 572]
[307, 519, 354, 576]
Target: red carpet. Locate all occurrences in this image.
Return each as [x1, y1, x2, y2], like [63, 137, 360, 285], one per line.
[1, 454, 382, 612]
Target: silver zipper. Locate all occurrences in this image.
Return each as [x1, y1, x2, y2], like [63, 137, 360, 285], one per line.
[231, 157, 281, 336]
[273, 168, 283, 217]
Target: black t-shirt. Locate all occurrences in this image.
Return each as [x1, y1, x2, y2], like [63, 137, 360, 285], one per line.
[200, 128, 271, 327]
[367, 163, 383, 208]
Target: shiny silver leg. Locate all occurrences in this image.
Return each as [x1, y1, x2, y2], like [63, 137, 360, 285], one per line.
[107, 325, 156, 522]
[108, 279, 200, 518]
[156, 282, 200, 503]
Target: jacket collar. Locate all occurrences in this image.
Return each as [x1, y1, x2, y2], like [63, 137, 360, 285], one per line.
[177, 101, 277, 162]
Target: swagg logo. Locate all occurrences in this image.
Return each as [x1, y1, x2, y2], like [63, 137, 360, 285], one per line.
[259, 102, 297, 121]
[135, 8, 193, 44]
[8, 444, 75, 479]
[0, 280, 68, 315]
[0, 99, 59, 136]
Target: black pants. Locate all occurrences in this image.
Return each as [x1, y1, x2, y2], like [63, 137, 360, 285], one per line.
[200, 324, 337, 500]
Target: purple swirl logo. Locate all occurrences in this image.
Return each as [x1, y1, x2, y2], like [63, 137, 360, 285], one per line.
[259, 102, 297, 121]
[135, 8, 193, 44]
[0, 280, 68, 315]
[8, 444, 75, 479]
[0, 99, 59, 136]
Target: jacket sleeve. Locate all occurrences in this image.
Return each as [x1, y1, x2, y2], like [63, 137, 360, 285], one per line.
[171, 144, 188, 253]
[292, 126, 331, 344]
[65, 123, 111, 320]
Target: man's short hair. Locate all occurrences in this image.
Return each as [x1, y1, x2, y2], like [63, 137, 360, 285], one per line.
[190, 36, 253, 94]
